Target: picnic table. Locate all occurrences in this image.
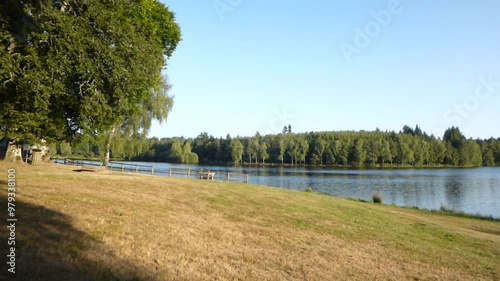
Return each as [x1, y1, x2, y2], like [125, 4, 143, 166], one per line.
[199, 170, 215, 180]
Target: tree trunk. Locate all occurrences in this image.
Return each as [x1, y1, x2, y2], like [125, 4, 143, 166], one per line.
[5, 139, 22, 162]
[103, 126, 116, 167]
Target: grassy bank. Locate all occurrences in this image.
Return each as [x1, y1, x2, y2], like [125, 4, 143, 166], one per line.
[0, 161, 499, 280]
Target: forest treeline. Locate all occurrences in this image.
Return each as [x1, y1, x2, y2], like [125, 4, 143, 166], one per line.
[53, 126, 500, 168]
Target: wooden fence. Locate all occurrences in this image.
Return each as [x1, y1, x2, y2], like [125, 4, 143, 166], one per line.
[162, 168, 249, 184]
[109, 162, 154, 175]
[225, 172, 250, 183]
[53, 159, 249, 183]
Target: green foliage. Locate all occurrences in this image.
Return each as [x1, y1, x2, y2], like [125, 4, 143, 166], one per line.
[444, 143, 460, 166]
[246, 134, 260, 164]
[381, 140, 392, 165]
[431, 139, 447, 164]
[399, 142, 414, 165]
[184, 152, 199, 164]
[54, 126, 500, 168]
[230, 140, 244, 164]
[305, 187, 314, 193]
[297, 138, 309, 165]
[169, 140, 183, 163]
[350, 139, 366, 167]
[443, 127, 466, 149]
[311, 138, 326, 165]
[270, 134, 286, 164]
[0, 0, 181, 165]
[48, 143, 57, 156]
[459, 141, 482, 167]
[401, 125, 414, 135]
[59, 141, 72, 157]
[258, 142, 269, 164]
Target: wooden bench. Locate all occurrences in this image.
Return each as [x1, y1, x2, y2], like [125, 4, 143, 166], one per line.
[199, 170, 215, 180]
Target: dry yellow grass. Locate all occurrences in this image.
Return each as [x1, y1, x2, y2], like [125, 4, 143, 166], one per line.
[0, 161, 499, 280]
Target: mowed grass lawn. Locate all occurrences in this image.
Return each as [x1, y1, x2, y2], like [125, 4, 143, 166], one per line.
[0, 161, 499, 280]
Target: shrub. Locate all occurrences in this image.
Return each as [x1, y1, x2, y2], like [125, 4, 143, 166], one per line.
[305, 187, 314, 193]
[373, 192, 383, 204]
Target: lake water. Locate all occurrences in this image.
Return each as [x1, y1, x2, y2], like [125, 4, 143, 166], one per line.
[54, 160, 500, 218]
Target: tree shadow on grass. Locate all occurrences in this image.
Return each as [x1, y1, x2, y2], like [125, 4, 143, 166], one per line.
[0, 192, 155, 281]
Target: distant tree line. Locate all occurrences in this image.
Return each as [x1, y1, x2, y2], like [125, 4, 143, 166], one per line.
[52, 126, 500, 168]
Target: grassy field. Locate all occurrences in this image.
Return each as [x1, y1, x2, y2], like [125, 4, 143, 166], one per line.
[0, 161, 499, 280]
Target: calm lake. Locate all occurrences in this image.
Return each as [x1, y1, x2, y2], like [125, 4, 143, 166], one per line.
[123, 162, 500, 218]
[56, 159, 500, 218]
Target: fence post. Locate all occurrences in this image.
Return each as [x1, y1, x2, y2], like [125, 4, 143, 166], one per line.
[151, 166, 154, 175]
[246, 174, 249, 184]
[227, 172, 230, 182]
[135, 165, 138, 173]
[121, 164, 124, 172]
[187, 168, 190, 178]
[169, 168, 172, 177]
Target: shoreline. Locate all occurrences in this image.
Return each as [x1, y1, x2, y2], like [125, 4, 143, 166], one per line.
[49, 159, 500, 219]
[1, 160, 499, 280]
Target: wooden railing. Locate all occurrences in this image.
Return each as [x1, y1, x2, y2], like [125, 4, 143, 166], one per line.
[225, 172, 250, 184]
[53, 159, 249, 183]
[109, 162, 154, 175]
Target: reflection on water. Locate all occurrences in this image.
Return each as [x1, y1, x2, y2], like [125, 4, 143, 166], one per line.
[444, 179, 463, 210]
[68, 160, 500, 218]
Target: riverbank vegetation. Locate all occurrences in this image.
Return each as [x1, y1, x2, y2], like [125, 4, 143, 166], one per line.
[53, 125, 499, 168]
[1, 161, 498, 280]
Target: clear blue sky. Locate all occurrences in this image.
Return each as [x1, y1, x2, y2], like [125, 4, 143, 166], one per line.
[151, 0, 500, 139]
